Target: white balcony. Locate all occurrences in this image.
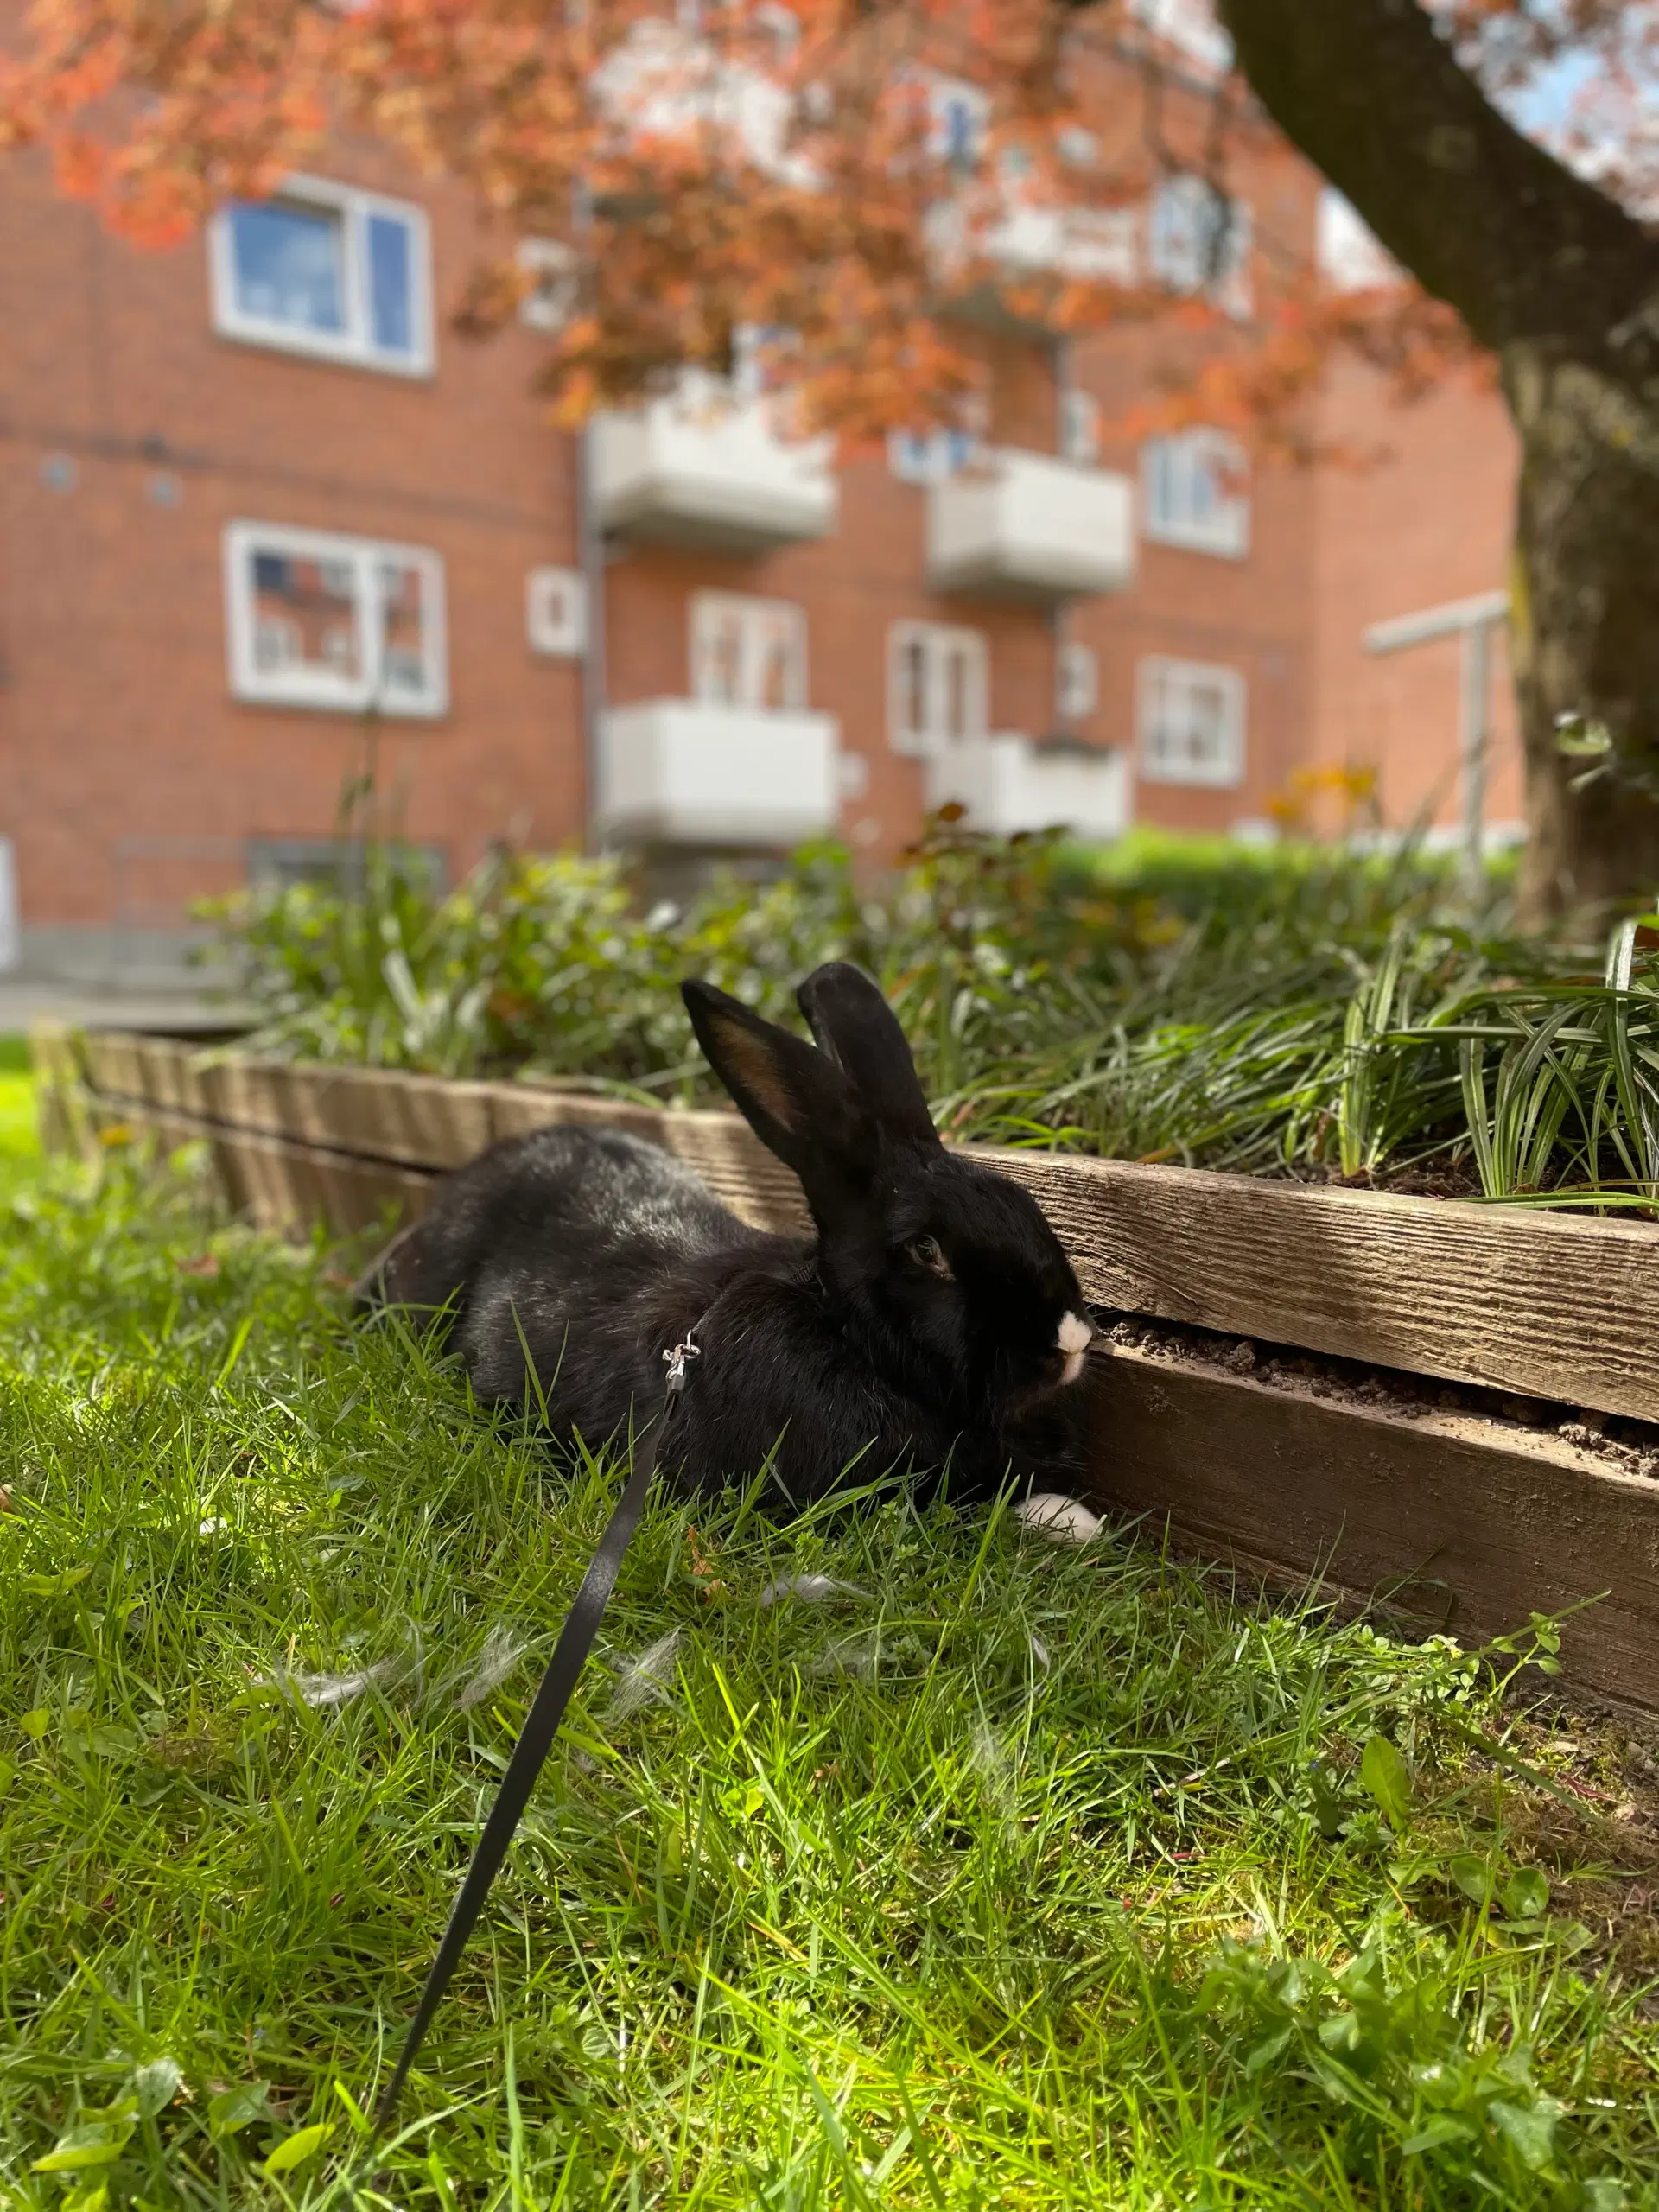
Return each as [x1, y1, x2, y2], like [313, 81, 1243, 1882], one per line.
[989, 204, 1139, 288]
[926, 731, 1128, 842]
[591, 390, 837, 555]
[597, 699, 841, 849]
[927, 449, 1135, 603]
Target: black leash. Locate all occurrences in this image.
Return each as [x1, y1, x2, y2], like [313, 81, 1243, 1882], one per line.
[372, 1325, 702, 2133]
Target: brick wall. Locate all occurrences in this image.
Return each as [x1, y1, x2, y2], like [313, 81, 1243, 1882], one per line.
[0, 62, 1525, 971]
[1310, 359, 1521, 845]
[0, 137, 584, 967]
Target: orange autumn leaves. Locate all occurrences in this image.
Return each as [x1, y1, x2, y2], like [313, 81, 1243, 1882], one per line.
[0, 0, 1480, 446]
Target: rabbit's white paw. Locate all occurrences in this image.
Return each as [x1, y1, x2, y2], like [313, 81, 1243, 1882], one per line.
[1014, 1493, 1103, 1546]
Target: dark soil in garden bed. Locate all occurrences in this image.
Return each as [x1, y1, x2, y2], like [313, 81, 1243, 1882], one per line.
[1094, 1311, 1659, 1484]
[1311, 1159, 1488, 1201]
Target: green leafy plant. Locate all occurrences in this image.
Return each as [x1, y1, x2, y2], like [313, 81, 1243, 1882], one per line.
[204, 804, 1659, 1211]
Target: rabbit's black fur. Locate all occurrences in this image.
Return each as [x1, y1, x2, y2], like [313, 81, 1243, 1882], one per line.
[360, 962, 1095, 1507]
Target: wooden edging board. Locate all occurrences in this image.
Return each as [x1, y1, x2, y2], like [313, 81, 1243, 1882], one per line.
[57, 1025, 1659, 1425]
[36, 1021, 1659, 1709]
[1094, 1344, 1659, 1704]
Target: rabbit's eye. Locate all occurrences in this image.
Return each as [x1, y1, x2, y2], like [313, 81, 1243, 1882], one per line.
[906, 1235, 951, 1277]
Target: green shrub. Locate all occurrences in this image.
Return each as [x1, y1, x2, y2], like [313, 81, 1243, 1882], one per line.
[205, 820, 1659, 1210]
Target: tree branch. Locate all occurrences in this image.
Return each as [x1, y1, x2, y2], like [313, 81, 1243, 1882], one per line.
[1206, 0, 1658, 354]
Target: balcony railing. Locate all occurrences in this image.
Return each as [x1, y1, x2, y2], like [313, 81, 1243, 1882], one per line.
[927, 449, 1135, 603]
[597, 699, 841, 849]
[591, 387, 837, 555]
[925, 730, 1128, 842]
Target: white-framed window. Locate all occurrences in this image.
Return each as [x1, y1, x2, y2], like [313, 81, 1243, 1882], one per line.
[888, 428, 978, 486]
[223, 522, 448, 716]
[1137, 657, 1245, 786]
[690, 592, 807, 710]
[887, 621, 988, 757]
[527, 567, 588, 658]
[1056, 641, 1098, 721]
[209, 176, 434, 375]
[1058, 389, 1101, 467]
[1147, 175, 1252, 317]
[729, 321, 798, 403]
[928, 76, 988, 174]
[1142, 428, 1250, 557]
[518, 238, 578, 333]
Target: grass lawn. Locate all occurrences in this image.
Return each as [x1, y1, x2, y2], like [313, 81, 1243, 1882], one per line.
[3, 1128, 1659, 2208]
[0, 1036, 39, 1200]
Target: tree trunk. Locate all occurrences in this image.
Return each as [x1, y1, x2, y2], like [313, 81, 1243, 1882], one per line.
[1505, 344, 1659, 924]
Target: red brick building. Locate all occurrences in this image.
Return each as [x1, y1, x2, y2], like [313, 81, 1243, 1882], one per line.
[0, 46, 1520, 987]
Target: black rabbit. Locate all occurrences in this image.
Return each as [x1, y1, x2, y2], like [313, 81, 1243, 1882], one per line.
[359, 961, 1097, 1514]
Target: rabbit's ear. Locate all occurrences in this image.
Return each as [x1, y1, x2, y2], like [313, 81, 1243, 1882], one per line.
[796, 962, 939, 1149]
[683, 979, 868, 1189]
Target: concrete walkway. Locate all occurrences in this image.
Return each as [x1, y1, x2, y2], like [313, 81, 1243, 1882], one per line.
[0, 981, 254, 1036]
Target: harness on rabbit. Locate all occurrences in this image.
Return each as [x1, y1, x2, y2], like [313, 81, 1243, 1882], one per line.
[373, 1314, 708, 2133]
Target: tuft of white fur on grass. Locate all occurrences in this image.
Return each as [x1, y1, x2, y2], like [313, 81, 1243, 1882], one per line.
[442, 1624, 530, 1712]
[969, 1718, 1022, 1841]
[757, 1573, 870, 1608]
[805, 1630, 883, 1678]
[607, 1627, 683, 1719]
[272, 1642, 419, 1710]
[1014, 1493, 1103, 1546]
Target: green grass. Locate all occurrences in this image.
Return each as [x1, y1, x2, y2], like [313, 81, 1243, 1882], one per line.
[0, 1041, 40, 1204]
[3, 1143, 1659, 2208]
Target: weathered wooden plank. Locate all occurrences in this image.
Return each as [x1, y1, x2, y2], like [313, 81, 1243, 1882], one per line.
[80, 1031, 150, 1100]
[27, 1019, 82, 1090]
[55, 1077, 430, 1236]
[989, 1150, 1659, 1426]
[29, 1022, 90, 1161]
[35, 1080, 82, 1160]
[1089, 1343, 1659, 1708]
[198, 1058, 499, 1172]
[211, 1125, 434, 1236]
[67, 1033, 1659, 1423]
[132, 1035, 216, 1117]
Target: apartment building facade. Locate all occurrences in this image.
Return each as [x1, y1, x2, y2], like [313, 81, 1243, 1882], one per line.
[0, 49, 1522, 985]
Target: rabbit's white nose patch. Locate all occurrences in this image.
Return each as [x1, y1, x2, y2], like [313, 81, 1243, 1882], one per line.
[1056, 1310, 1093, 1384]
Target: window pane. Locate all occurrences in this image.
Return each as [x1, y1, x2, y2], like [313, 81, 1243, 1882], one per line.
[367, 213, 415, 357]
[376, 560, 430, 699]
[1147, 442, 1170, 530]
[250, 547, 360, 683]
[1191, 681, 1224, 760]
[902, 639, 927, 738]
[944, 643, 969, 740]
[1192, 444, 1219, 524]
[892, 433, 926, 484]
[694, 605, 745, 706]
[942, 97, 978, 171]
[230, 200, 346, 334]
[755, 613, 794, 709]
[716, 615, 743, 704]
[1149, 669, 1174, 764]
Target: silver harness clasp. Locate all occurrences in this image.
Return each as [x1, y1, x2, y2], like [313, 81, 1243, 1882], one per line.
[663, 1329, 702, 1395]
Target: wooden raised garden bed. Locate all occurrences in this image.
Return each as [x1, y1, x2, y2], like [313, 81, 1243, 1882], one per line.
[34, 1021, 1659, 1712]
